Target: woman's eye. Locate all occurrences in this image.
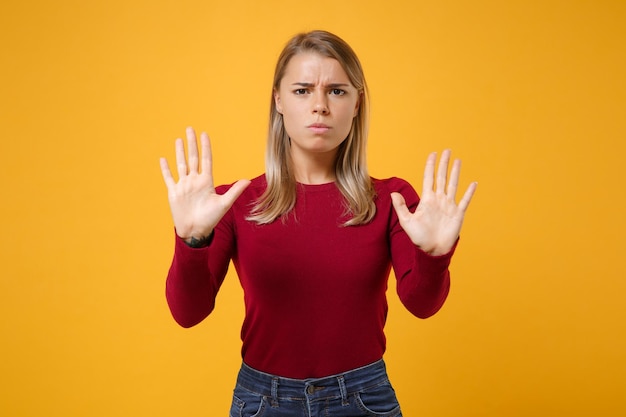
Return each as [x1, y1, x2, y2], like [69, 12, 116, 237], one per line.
[330, 89, 346, 96]
[294, 88, 307, 95]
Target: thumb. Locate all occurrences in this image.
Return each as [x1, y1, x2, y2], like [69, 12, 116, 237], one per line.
[390, 192, 410, 220]
[222, 179, 251, 207]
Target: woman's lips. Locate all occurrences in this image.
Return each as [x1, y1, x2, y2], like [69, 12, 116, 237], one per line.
[308, 124, 330, 134]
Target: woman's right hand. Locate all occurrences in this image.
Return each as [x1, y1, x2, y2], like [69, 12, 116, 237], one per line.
[160, 127, 251, 244]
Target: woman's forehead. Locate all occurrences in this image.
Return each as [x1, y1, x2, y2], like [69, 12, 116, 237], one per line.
[282, 52, 351, 84]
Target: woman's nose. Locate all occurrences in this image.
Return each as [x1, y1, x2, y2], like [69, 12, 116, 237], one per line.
[312, 94, 329, 114]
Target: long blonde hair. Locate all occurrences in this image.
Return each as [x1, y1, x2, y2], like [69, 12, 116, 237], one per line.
[248, 30, 376, 226]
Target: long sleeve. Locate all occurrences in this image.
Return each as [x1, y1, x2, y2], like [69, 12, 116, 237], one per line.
[165, 188, 237, 328]
[163, 175, 458, 377]
[386, 178, 455, 318]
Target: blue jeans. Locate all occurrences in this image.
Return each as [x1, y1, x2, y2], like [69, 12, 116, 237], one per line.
[230, 360, 402, 417]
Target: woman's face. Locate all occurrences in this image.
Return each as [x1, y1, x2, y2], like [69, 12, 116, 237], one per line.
[274, 52, 360, 161]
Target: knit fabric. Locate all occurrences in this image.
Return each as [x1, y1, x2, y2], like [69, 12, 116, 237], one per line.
[166, 175, 455, 378]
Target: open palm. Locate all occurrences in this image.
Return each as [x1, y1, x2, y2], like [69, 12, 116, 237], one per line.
[160, 127, 250, 243]
[391, 150, 477, 256]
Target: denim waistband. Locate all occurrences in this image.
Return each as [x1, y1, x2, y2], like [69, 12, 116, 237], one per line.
[235, 360, 390, 403]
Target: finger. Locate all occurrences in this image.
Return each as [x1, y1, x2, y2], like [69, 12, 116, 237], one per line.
[186, 127, 199, 174]
[458, 181, 478, 212]
[175, 138, 187, 179]
[159, 157, 176, 188]
[222, 179, 251, 207]
[422, 152, 437, 194]
[200, 132, 213, 183]
[446, 158, 461, 201]
[436, 149, 451, 194]
[390, 192, 411, 221]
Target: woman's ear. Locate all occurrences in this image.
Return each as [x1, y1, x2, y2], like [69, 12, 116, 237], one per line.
[353, 91, 362, 117]
[274, 89, 282, 114]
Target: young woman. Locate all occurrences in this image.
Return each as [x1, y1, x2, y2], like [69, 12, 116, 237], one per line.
[160, 30, 476, 417]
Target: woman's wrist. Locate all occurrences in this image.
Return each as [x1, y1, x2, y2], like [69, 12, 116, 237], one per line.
[181, 232, 214, 248]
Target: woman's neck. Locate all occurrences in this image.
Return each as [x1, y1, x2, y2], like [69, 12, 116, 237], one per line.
[290, 149, 337, 185]
[295, 171, 336, 185]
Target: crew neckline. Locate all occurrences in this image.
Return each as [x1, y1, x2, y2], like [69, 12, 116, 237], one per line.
[296, 181, 338, 192]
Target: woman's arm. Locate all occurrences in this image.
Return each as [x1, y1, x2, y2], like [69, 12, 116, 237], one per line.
[160, 127, 249, 327]
[389, 150, 476, 318]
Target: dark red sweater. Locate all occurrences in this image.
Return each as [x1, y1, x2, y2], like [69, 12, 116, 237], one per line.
[166, 175, 455, 378]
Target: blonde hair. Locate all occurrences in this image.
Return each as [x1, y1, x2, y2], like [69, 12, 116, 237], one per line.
[248, 30, 376, 226]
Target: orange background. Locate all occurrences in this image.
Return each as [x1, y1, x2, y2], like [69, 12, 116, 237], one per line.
[1, 1, 625, 416]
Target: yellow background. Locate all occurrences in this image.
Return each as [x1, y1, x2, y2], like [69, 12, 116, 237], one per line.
[1, 0, 625, 416]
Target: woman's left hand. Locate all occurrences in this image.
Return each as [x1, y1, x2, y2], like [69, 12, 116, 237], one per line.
[391, 150, 477, 256]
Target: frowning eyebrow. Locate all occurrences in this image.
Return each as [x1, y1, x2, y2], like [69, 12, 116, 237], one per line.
[291, 82, 351, 88]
